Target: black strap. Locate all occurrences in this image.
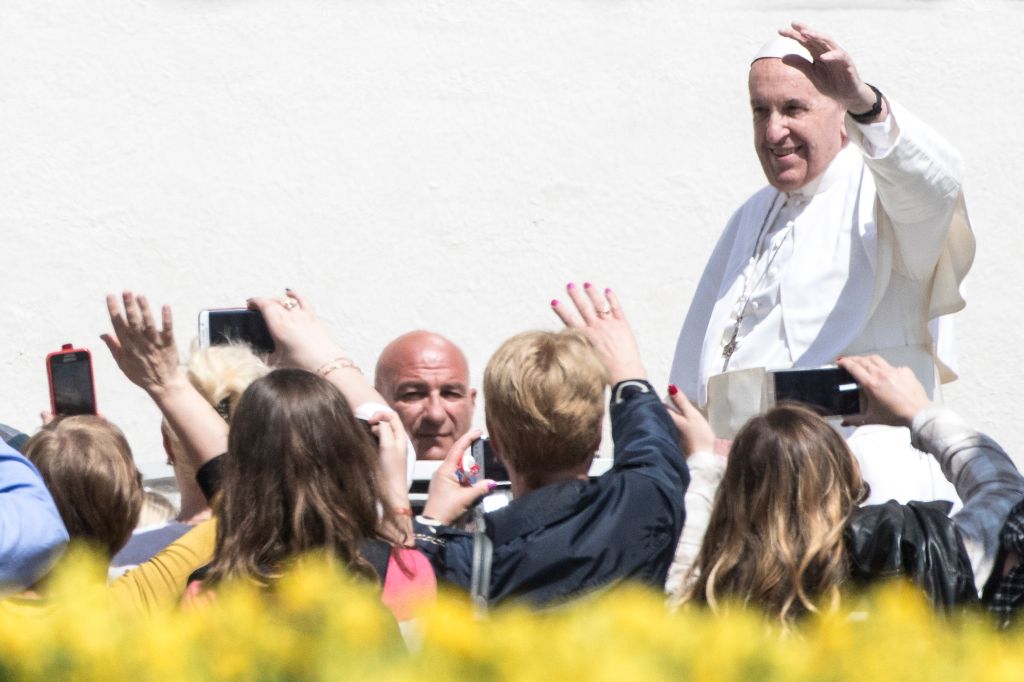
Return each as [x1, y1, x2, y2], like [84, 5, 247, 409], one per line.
[849, 83, 884, 123]
[195, 454, 226, 502]
[358, 538, 392, 583]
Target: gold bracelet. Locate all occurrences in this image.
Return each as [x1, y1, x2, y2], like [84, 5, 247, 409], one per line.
[315, 356, 361, 378]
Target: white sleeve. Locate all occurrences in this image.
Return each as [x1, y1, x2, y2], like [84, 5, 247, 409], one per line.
[849, 112, 898, 159]
[665, 451, 726, 602]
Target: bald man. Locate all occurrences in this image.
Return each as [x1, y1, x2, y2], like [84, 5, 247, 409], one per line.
[375, 331, 477, 460]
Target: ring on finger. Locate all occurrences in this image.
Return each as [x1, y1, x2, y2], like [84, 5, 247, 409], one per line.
[597, 305, 612, 316]
[282, 300, 298, 311]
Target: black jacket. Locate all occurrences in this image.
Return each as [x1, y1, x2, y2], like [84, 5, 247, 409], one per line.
[415, 382, 689, 607]
[845, 500, 977, 607]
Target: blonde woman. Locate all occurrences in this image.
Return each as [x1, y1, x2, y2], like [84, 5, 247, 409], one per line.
[414, 283, 688, 607]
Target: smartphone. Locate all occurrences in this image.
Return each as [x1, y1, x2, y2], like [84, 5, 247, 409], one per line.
[769, 366, 861, 417]
[47, 344, 97, 416]
[198, 308, 275, 353]
[472, 437, 511, 486]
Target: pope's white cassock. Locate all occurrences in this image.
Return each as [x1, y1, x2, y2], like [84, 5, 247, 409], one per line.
[669, 86, 975, 507]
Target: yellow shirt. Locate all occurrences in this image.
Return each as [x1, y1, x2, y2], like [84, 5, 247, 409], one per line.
[109, 518, 217, 613]
[0, 519, 217, 617]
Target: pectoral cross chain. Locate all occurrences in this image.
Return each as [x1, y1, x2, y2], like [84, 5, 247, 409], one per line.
[721, 326, 740, 365]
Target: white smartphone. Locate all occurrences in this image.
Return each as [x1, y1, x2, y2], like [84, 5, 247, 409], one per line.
[197, 308, 275, 353]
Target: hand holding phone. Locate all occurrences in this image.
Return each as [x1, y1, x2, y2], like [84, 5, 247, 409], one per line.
[47, 344, 97, 416]
[837, 355, 931, 427]
[472, 437, 511, 486]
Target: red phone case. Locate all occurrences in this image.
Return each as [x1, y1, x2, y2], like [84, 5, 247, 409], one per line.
[46, 344, 98, 416]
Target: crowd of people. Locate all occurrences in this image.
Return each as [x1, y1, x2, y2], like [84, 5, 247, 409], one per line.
[2, 21, 1024, 647]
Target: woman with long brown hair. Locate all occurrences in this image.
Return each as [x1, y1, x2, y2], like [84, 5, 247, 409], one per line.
[202, 368, 401, 585]
[687, 404, 863, 620]
[666, 355, 1024, 623]
[102, 290, 435, 623]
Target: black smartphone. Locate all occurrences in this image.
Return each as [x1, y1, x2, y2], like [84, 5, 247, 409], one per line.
[770, 367, 862, 417]
[198, 308, 275, 354]
[472, 437, 511, 486]
[47, 345, 98, 416]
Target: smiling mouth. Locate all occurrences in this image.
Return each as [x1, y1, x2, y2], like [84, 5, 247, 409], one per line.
[771, 147, 799, 158]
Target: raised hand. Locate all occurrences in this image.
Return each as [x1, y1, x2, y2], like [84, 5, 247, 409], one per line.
[838, 355, 931, 428]
[102, 291, 226, 467]
[370, 410, 416, 544]
[101, 291, 181, 395]
[779, 22, 883, 116]
[247, 289, 342, 372]
[665, 384, 717, 458]
[423, 429, 495, 525]
[369, 411, 413, 500]
[248, 289, 384, 410]
[550, 282, 646, 384]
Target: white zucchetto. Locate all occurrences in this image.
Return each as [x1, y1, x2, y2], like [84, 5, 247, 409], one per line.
[751, 36, 813, 65]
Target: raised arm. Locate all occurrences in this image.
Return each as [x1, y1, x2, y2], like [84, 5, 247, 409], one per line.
[778, 22, 888, 123]
[663, 385, 723, 604]
[249, 289, 416, 491]
[101, 292, 227, 468]
[839, 355, 1024, 592]
[782, 22, 967, 281]
[247, 290, 384, 408]
[0, 442, 68, 590]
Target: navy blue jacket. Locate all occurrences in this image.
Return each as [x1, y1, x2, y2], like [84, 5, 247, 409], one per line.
[415, 383, 689, 606]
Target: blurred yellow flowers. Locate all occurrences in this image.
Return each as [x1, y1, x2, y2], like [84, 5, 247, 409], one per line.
[2, 548, 1024, 680]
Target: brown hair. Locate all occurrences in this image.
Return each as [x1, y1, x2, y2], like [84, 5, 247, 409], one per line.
[483, 330, 606, 486]
[686, 403, 867, 623]
[204, 369, 393, 585]
[24, 416, 143, 559]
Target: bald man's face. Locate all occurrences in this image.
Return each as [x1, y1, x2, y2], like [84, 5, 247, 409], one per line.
[379, 343, 476, 461]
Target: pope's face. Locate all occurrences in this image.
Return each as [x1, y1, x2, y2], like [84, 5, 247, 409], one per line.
[749, 59, 847, 192]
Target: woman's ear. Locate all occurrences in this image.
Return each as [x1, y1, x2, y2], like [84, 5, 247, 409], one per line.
[161, 423, 176, 466]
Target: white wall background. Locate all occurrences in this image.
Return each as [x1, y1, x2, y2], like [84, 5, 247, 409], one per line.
[1, 0, 1021, 479]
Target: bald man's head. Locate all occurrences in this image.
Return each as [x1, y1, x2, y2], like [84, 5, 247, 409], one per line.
[375, 331, 476, 460]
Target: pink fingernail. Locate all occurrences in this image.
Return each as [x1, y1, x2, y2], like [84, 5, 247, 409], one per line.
[583, 282, 592, 289]
[605, 288, 613, 295]
[487, 480, 498, 491]
[567, 282, 575, 290]
[551, 299, 559, 307]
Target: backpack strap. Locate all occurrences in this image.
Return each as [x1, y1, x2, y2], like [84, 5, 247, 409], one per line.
[359, 538, 392, 583]
[470, 505, 493, 615]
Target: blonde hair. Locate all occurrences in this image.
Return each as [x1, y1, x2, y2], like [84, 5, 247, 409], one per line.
[24, 416, 144, 559]
[685, 404, 867, 624]
[136, 490, 178, 528]
[164, 343, 270, 464]
[483, 330, 607, 485]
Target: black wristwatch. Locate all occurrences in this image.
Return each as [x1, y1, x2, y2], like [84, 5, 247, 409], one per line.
[849, 83, 884, 123]
[612, 379, 655, 405]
